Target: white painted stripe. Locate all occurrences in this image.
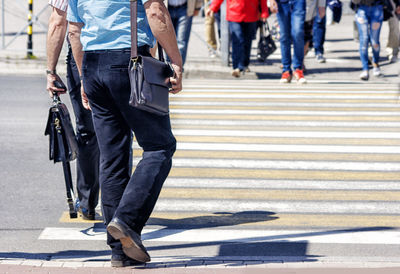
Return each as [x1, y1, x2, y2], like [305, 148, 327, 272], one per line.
[173, 142, 400, 154]
[173, 119, 400, 127]
[176, 94, 395, 99]
[155, 199, 400, 214]
[170, 109, 400, 116]
[39, 227, 400, 245]
[182, 88, 399, 94]
[159, 158, 400, 171]
[164, 178, 400, 191]
[183, 80, 394, 86]
[170, 101, 400, 108]
[172, 129, 400, 139]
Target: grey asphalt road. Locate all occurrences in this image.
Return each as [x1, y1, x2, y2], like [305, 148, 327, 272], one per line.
[1, 75, 400, 271]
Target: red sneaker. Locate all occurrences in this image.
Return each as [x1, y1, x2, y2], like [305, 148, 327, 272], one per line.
[294, 69, 307, 84]
[280, 71, 292, 83]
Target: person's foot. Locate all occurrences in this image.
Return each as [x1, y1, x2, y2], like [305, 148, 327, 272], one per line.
[75, 199, 95, 220]
[359, 70, 369, 81]
[279, 71, 292, 83]
[316, 53, 326, 63]
[389, 54, 398, 63]
[231, 68, 241, 78]
[294, 69, 307, 84]
[244, 67, 251, 73]
[111, 254, 144, 267]
[372, 66, 382, 77]
[208, 49, 217, 58]
[107, 217, 150, 263]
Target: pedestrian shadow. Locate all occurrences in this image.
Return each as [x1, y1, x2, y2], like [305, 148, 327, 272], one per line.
[0, 250, 111, 261]
[145, 211, 278, 240]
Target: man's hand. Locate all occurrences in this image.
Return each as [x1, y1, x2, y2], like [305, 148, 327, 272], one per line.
[205, 8, 214, 17]
[46, 73, 67, 97]
[269, 0, 278, 14]
[169, 64, 183, 94]
[80, 83, 91, 110]
[318, 7, 326, 18]
[396, 6, 400, 15]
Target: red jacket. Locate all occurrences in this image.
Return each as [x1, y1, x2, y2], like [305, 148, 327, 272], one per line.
[209, 0, 269, 23]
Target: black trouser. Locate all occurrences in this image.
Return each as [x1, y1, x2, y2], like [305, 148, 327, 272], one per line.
[66, 46, 100, 212]
[81, 48, 176, 256]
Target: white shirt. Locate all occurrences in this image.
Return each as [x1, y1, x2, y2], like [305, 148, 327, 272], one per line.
[48, 0, 68, 12]
[168, 0, 187, 7]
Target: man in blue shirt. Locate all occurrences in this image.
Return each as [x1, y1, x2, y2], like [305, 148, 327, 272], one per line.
[67, 0, 182, 267]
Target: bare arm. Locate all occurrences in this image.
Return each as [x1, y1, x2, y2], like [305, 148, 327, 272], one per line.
[68, 22, 91, 110]
[46, 7, 67, 97]
[144, 0, 183, 94]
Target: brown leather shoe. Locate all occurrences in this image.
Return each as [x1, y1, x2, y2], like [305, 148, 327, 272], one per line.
[107, 218, 150, 263]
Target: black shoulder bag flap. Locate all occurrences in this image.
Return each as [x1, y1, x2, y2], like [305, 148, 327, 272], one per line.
[44, 94, 78, 163]
[128, 0, 174, 116]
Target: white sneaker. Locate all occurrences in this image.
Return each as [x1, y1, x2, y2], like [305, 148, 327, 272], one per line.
[359, 70, 369, 81]
[372, 66, 382, 77]
[231, 68, 241, 78]
[389, 55, 398, 63]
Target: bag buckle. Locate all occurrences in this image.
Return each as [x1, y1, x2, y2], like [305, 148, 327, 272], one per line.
[54, 118, 61, 133]
[131, 57, 138, 69]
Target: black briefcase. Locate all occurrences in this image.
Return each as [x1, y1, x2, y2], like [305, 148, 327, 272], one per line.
[44, 94, 78, 218]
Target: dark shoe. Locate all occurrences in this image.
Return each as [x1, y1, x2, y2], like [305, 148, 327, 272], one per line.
[107, 217, 150, 263]
[75, 199, 95, 220]
[111, 254, 144, 267]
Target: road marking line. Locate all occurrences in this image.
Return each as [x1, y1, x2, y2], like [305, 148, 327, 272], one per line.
[172, 119, 400, 127]
[158, 188, 400, 201]
[171, 129, 400, 138]
[180, 88, 399, 94]
[163, 178, 400, 190]
[174, 94, 396, 99]
[38, 227, 400, 244]
[170, 114, 400, 122]
[170, 109, 400, 116]
[154, 199, 400, 214]
[134, 158, 400, 172]
[134, 150, 400, 162]
[171, 142, 400, 154]
[169, 167, 400, 181]
[172, 136, 400, 146]
[170, 101, 400, 108]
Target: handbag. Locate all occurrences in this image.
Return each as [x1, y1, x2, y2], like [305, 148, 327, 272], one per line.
[128, 0, 174, 116]
[45, 94, 78, 163]
[327, 0, 342, 24]
[44, 93, 78, 218]
[256, 20, 277, 62]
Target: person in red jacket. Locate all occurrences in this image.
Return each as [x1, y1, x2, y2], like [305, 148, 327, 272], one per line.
[207, 0, 269, 77]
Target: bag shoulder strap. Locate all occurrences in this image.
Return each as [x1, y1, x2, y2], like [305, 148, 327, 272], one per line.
[130, 0, 164, 61]
[130, 0, 138, 58]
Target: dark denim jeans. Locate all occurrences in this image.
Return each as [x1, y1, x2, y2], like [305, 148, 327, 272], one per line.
[276, 0, 306, 72]
[355, 5, 383, 70]
[168, 4, 193, 65]
[228, 21, 257, 70]
[81, 49, 176, 256]
[313, 11, 326, 55]
[66, 46, 100, 212]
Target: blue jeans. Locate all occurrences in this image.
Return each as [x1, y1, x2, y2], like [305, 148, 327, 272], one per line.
[355, 5, 383, 70]
[276, 0, 306, 72]
[168, 4, 193, 66]
[313, 11, 326, 55]
[66, 46, 100, 212]
[229, 21, 257, 70]
[81, 49, 176, 256]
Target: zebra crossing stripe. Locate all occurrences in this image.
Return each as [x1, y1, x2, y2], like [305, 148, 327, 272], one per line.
[38, 227, 400, 244]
